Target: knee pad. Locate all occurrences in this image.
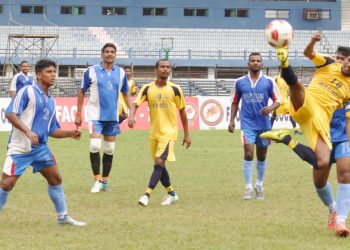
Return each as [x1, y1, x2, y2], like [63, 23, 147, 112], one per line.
[103, 141, 115, 155]
[90, 138, 102, 153]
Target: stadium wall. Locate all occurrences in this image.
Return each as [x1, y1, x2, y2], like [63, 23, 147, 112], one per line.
[0, 97, 295, 131]
[0, 0, 341, 30]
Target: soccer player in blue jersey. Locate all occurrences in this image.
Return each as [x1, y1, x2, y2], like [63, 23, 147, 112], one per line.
[261, 45, 350, 237]
[9, 61, 34, 98]
[228, 52, 281, 200]
[0, 59, 86, 226]
[75, 43, 131, 193]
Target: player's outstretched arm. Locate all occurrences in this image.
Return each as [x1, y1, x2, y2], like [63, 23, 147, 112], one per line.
[75, 89, 85, 128]
[123, 92, 132, 110]
[6, 112, 39, 145]
[128, 103, 137, 128]
[179, 108, 191, 149]
[50, 129, 81, 140]
[304, 30, 321, 60]
[228, 102, 238, 133]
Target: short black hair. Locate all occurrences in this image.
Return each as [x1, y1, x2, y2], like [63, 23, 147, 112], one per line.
[101, 43, 117, 53]
[124, 66, 132, 70]
[248, 52, 262, 61]
[336, 46, 350, 57]
[35, 59, 56, 74]
[155, 59, 170, 68]
[20, 60, 29, 66]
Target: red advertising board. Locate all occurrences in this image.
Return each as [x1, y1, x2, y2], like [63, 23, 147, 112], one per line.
[55, 97, 199, 131]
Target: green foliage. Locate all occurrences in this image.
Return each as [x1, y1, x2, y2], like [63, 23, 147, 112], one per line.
[0, 130, 349, 249]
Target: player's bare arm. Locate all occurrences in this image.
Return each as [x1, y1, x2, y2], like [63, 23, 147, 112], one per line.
[128, 103, 137, 128]
[228, 102, 239, 133]
[50, 129, 81, 140]
[122, 92, 132, 110]
[6, 112, 39, 145]
[303, 30, 321, 59]
[75, 89, 85, 127]
[260, 102, 280, 115]
[179, 108, 191, 149]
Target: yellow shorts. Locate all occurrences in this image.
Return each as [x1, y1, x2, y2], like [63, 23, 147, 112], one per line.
[118, 101, 128, 116]
[275, 103, 290, 115]
[150, 140, 175, 161]
[289, 91, 332, 151]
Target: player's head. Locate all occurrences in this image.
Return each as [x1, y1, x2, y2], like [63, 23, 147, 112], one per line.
[101, 43, 117, 64]
[336, 46, 350, 64]
[20, 60, 30, 74]
[35, 59, 56, 86]
[155, 59, 171, 80]
[124, 66, 132, 79]
[248, 52, 263, 73]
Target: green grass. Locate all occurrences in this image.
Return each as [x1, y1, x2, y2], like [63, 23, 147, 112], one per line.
[0, 130, 349, 249]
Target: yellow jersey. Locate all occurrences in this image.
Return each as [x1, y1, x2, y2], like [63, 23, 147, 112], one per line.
[275, 75, 289, 105]
[308, 52, 350, 118]
[135, 81, 186, 141]
[119, 79, 138, 115]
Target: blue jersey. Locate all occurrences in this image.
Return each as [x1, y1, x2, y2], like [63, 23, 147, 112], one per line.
[10, 72, 34, 94]
[232, 72, 280, 130]
[81, 63, 129, 122]
[330, 103, 350, 143]
[6, 84, 60, 155]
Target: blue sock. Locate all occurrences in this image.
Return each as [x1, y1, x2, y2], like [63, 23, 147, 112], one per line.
[256, 160, 267, 186]
[48, 184, 67, 218]
[336, 183, 350, 223]
[0, 188, 9, 210]
[243, 160, 253, 189]
[316, 182, 335, 211]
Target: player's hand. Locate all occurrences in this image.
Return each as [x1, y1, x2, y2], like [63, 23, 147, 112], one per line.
[75, 115, 82, 127]
[25, 130, 39, 145]
[228, 121, 235, 133]
[260, 106, 274, 115]
[311, 30, 322, 43]
[71, 129, 81, 140]
[128, 116, 136, 128]
[183, 135, 191, 149]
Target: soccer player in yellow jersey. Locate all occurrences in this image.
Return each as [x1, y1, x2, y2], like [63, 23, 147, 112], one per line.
[128, 59, 191, 207]
[118, 66, 138, 123]
[270, 71, 301, 134]
[261, 32, 350, 235]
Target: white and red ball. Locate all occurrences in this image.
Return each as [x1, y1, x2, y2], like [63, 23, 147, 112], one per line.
[265, 19, 294, 48]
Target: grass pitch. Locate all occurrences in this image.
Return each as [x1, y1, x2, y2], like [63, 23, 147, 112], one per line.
[0, 130, 349, 249]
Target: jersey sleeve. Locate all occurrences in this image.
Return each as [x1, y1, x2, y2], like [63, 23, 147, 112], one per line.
[269, 77, 281, 103]
[48, 110, 61, 135]
[172, 85, 186, 110]
[9, 74, 18, 92]
[311, 52, 335, 68]
[6, 87, 29, 115]
[231, 81, 241, 104]
[134, 84, 149, 107]
[81, 67, 93, 92]
[120, 71, 129, 94]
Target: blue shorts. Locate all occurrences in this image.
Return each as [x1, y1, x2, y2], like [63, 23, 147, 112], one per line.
[89, 120, 120, 136]
[3, 144, 56, 176]
[241, 129, 271, 148]
[330, 141, 350, 164]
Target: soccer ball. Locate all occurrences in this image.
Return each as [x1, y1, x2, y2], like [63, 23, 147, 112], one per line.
[265, 19, 294, 48]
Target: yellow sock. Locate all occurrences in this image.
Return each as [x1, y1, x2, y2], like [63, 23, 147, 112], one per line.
[146, 188, 153, 196]
[288, 139, 298, 150]
[281, 58, 289, 68]
[166, 185, 174, 193]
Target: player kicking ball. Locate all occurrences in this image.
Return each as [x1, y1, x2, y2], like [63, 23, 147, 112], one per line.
[0, 59, 86, 226]
[261, 32, 350, 237]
